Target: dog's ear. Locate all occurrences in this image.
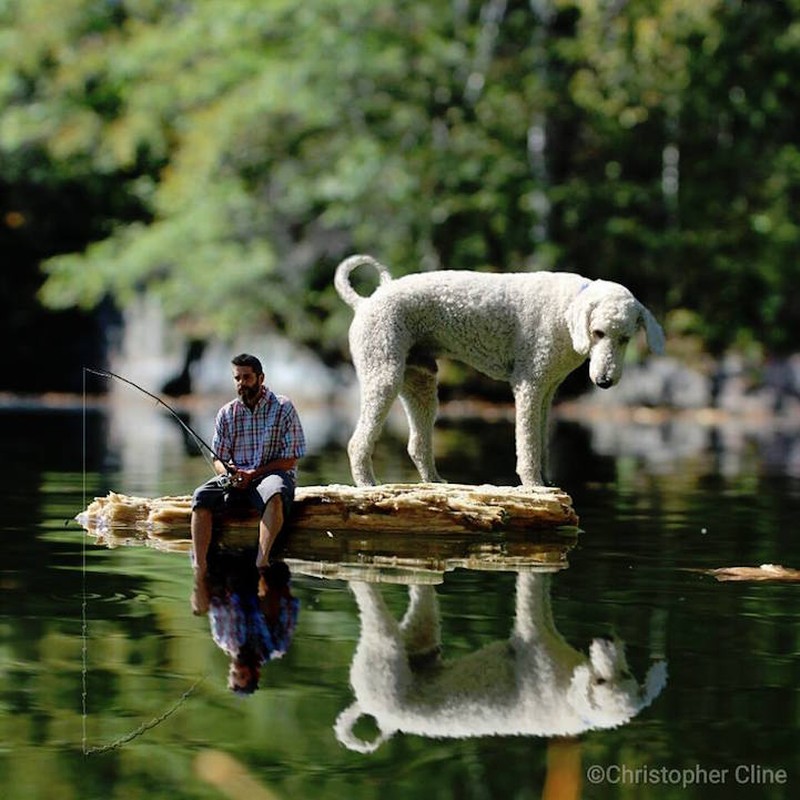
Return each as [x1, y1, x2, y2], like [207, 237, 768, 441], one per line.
[567, 291, 593, 356]
[588, 638, 625, 681]
[566, 663, 595, 712]
[638, 304, 666, 355]
[641, 660, 668, 708]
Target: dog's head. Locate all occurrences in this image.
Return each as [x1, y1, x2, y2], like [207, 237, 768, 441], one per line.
[566, 638, 668, 730]
[567, 280, 665, 389]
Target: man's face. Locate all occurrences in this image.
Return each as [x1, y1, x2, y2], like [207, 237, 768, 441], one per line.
[228, 661, 258, 693]
[233, 365, 263, 404]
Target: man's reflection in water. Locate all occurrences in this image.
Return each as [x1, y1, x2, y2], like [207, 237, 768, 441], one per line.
[203, 553, 299, 694]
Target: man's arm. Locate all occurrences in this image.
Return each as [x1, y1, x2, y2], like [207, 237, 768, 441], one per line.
[213, 458, 233, 475]
[252, 457, 298, 479]
[231, 458, 298, 488]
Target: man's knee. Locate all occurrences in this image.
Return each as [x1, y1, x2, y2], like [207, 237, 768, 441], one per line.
[192, 476, 226, 512]
[255, 472, 294, 516]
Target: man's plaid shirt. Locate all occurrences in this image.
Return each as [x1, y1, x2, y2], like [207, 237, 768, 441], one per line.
[209, 589, 299, 661]
[212, 386, 306, 473]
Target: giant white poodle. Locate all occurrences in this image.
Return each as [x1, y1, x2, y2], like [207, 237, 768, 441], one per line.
[335, 573, 667, 751]
[335, 255, 665, 486]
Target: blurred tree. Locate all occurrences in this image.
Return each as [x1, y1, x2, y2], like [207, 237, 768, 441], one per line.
[675, 0, 800, 353]
[1, 0, 799, 362]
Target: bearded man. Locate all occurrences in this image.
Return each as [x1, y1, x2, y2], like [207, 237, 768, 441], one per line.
[190, 353, 306, 614]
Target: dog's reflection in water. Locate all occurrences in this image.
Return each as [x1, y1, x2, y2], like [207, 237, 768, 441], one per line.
[204, 553, 299, 695]
[336, 572, 666, 751]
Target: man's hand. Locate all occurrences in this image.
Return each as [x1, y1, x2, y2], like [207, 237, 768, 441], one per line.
[231, 468, 258, 489]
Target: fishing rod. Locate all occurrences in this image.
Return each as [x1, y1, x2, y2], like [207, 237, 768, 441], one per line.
[85, 367, 235, 474]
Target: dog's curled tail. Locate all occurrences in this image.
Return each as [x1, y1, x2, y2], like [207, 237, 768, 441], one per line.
[334, 254, 393, 309]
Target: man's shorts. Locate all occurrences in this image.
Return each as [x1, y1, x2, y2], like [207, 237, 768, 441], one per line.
[191, 471, 297, 518]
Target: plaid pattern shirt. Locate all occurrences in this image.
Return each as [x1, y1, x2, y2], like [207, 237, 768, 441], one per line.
[209, 590, 299, 661]
[212, 386, 306, 473]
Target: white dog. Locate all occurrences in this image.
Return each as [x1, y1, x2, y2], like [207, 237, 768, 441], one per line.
[335, 573, 667, 751]
[335, 255, 665, 486]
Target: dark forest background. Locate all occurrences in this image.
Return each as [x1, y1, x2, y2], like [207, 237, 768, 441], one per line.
[2, 0, 799, 393]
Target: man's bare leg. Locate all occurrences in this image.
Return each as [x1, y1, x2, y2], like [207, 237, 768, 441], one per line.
[256, 494, 284, 571]
[190, 508, 213, 614]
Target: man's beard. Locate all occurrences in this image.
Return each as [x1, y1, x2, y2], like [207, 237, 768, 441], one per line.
[238, 384, 260, 404]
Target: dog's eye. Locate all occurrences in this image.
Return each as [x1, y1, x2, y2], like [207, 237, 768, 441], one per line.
[592, 330, 605, 340]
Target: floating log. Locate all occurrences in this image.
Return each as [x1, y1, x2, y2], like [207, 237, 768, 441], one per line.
[705, 564, 800, 583]
[78, 483, 577, 538]
[291, 483, 578, 533]
[77, 484, 579, 581]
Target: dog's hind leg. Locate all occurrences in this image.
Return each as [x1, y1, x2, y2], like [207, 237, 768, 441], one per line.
[400, 585, 442, 665]
[348, 368, 404, 486]
[399, 359, 443, 482]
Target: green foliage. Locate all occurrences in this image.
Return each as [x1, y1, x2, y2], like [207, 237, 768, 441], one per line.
[2, 0, 799, 356]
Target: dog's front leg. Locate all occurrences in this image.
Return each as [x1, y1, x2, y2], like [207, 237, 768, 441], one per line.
[537, 383, 559, 482]
[512, 572, 554, 644]
[512, 379, 545, 486]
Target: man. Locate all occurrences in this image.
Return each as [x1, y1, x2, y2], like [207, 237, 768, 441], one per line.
[205, 555, 299, 695]
[190, 353, 306, 614]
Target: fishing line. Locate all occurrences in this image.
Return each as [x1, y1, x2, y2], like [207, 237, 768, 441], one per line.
[81, 366, 88, 754]
[79, 366, 209, 755]
[83, 675, 207, 756]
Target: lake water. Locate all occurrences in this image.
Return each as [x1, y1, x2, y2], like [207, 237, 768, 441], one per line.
[2, 398, 799, 799]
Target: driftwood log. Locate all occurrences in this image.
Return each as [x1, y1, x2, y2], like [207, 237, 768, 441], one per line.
[705, 564, 800, 583]
[78, 483, 577, 536]
[76, 483, 579, 578]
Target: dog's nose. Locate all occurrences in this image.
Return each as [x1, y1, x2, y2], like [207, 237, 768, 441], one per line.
[595, 377, 614, 389]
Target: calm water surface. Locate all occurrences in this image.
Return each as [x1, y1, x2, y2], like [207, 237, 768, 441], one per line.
[2, 401, 799, 799]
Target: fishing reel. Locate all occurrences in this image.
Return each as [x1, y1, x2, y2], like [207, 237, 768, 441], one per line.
[218, 468, 244, 490]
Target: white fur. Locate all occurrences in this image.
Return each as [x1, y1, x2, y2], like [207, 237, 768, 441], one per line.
[335, 255, 665, 486]
[335, 573, 667, 752]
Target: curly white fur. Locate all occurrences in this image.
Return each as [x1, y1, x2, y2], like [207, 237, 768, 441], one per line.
[334, 573, 667, 751]
[335, 255, 665, 486]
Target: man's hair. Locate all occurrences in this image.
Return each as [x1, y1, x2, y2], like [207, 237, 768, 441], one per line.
[229, 645, 261, 695]
[230, 671, 260, 696]
[231, 353, 263, 376]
